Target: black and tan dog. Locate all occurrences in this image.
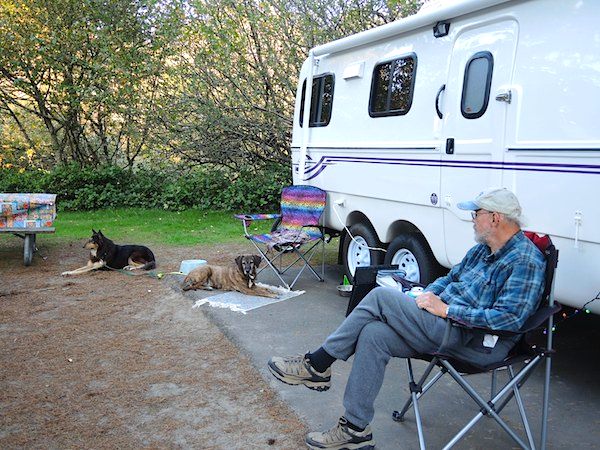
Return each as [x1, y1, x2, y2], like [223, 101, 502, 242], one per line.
[61, 229, 156, 276]
[182, 255, 276, 298]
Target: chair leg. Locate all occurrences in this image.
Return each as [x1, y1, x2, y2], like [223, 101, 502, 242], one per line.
[292, 245, 324, 279]
[284, 241, 324, 289]
[445, 363, 539, 450]
[406, 359, 427, 450]
[440, 360, 532, 450]
[247, 238, 325, 290]
[393, 359, 443, 422]
[321, 237, 325, 281]
[395, 356, 546, 450]
[491, 369, 498, 398]
[495, 359, 541, 415]
[540, 353, 552, 450]
[247, 241, 291, 290]
[276, 250, 284, 272]
[508, 366, 536, 450]
[541, 312, 555, 450]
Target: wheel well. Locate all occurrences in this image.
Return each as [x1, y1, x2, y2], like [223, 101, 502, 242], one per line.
[386, 220, 420, 244]
[345, 211, 380, 240]
[339, 212, 382, 265]
[385, 221, 448, 279]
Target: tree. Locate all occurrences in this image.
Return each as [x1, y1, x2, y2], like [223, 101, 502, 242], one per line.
[0, 0, 422, 171]
[0, 0, 186, 168]
[158, 0, 422, 172]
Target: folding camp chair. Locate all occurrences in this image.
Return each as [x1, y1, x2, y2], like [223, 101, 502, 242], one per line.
[390, 233, 560, 450]
[234, 185, 327, 290]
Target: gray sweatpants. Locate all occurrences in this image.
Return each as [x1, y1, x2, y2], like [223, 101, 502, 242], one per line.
[322, 287, 516, 428]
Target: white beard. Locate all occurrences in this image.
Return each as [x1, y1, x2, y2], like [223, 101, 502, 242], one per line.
[474, 229, 491, 245]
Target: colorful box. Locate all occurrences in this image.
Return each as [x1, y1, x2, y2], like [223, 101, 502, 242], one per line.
[0, 193, 57, 228]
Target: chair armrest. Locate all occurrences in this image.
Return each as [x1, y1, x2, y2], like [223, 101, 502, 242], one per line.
[449, 318, 520, 338]
[393, 276, 426, 291]
[518, 303, 562, 333]
[233, 214, 281, 221]
[301, 223, 324, 233]
[448, 303, 562, 337]
[234, 214, 281, 236]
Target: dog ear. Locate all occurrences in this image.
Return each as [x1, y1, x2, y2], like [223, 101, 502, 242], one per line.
[92, 229, 97, 234]
[235, 255, 243, 272]
[252, 255, 262, 268]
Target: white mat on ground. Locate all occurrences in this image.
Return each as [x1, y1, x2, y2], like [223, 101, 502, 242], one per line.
[192, 283, 304, 314]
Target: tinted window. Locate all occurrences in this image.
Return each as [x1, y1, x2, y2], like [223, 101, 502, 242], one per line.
[300, 74, 335, 127]
[369, 54, 417, 117]
[461, 52, 493, 119]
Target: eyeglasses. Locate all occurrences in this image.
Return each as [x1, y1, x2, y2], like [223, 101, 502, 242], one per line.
[471, 210, 494, 220]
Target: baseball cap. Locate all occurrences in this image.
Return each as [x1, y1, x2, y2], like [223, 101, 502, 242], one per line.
[457, 187, 522, 219]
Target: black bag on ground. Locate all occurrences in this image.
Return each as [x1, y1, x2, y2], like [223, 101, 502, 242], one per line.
[345, 265, 397, 316]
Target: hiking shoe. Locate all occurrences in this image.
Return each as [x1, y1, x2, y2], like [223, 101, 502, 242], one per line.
[306, 417, 375, 450]
[268, 354, 331, 391]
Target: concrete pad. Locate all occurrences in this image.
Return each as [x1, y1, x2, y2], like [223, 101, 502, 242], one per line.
[181, 266, 600, 449]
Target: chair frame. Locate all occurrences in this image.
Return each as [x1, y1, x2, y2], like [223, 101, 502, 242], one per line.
[392, 237, 560, 450]
[235, 185, 328, 290]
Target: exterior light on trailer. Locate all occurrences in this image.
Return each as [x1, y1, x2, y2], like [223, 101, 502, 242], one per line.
[433, 21, 450, 38]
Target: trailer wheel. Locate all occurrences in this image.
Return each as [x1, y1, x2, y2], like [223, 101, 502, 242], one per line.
[342, 223, 383, 281]
[384, 233, 439, 284]
[24, 234, 35, 266]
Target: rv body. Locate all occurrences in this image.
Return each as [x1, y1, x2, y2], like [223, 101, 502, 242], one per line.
[291, 0, 600, 313]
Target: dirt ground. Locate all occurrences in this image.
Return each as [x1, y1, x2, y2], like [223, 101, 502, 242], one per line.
[0, 237, 308, 449]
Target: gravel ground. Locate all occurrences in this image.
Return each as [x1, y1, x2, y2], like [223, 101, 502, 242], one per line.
[0, 237, 307, 449]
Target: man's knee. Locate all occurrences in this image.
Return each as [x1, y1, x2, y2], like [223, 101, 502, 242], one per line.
[358, 286, 399, 309]
[357, 321, 398, 356]
[357, 286, 415, 317]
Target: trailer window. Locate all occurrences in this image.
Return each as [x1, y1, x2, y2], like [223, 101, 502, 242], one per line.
[461, 52, 493, 119]
[300, 74, 334, 127]
[369, 54, 417, 117]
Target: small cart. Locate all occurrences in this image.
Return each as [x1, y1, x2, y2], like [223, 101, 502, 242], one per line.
[1, 193, 57, 266]
[1, 227, 55, 266]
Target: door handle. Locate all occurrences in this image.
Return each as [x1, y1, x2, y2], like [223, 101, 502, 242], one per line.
[495, 90, 512, 103]
[435, 84, 446, 119]
[446, 138, 454, 154]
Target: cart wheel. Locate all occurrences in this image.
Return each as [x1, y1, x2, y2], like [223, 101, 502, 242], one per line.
[24, 234, 35, 266]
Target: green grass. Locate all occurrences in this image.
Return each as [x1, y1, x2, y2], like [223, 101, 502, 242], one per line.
[48, 208, 274, 246]
[1, 207, 341, 266]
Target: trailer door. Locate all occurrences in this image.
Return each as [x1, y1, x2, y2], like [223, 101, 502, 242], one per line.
[440, 20, 518, 265]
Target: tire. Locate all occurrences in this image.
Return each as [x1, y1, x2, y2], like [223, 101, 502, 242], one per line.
[342, 223, 384, 282]
[383, 233, 440, 285]
[24, 234, 35, 266]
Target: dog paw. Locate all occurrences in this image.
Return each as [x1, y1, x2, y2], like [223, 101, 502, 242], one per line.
[61, 271, 70, 277]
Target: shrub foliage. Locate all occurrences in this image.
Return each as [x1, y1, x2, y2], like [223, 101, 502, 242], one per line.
[0, 164, 291, 212]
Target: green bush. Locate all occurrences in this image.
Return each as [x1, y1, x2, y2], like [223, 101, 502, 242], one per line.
[0, 164, 291, 212]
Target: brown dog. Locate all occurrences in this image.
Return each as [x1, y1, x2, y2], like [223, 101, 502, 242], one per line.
[182, 255, 277, 298]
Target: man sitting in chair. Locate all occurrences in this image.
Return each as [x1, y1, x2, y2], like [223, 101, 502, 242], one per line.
[268, 187, 546, 450]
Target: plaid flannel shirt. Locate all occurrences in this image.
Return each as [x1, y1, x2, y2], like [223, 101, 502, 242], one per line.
[425, 231, 546, 331]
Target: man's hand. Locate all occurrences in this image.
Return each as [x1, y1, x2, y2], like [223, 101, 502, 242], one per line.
[415, 292, 448, 318]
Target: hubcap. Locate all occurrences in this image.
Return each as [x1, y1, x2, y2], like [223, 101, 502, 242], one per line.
[390, 249, 420, 282]
[347, 236, 371, 276]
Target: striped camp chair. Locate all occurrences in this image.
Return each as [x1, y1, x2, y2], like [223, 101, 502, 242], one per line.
[235, 185, 327, 290]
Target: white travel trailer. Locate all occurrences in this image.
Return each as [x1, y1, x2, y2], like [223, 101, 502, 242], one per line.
[291, 0, 600, 313]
